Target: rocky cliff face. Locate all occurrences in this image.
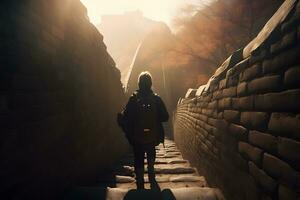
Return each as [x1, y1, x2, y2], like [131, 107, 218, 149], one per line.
[174, 0, 300, 199]
[97, 11, 165, 84]
[0, 0, 128, 199]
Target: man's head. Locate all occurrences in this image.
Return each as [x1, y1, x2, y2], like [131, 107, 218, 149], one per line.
[138, 71, 152, 91]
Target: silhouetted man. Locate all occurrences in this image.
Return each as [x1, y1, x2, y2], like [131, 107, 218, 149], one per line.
[119, 71, 169, 190]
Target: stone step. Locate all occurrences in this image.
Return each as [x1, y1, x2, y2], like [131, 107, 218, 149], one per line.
[152, 166, 197, 174]
[156, 154, 182, 159]
[149, 158, 188, 165]
[116, 181, 207, 190]
[106, 187, 225, 200]
[115, 174, 207, 185]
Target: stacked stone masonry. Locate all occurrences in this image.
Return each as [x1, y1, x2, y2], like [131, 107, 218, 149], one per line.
[0, 1, 127, 199]
[174, 1, 300, 200]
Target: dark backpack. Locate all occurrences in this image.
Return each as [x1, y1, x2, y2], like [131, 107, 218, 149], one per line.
[133, 93, 159, 145]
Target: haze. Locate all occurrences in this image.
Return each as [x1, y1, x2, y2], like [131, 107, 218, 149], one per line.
[80, 0, 200, 26]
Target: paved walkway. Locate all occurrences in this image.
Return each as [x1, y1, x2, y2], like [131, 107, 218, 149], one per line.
[106, 139, 225, 200]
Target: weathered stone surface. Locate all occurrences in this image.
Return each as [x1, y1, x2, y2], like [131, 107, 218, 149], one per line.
[263, 46, 300, 74]
[240, 112, 270, 130]
[248, 75, 282, 94]
[240, 64, 262, 82]
[169, 175, 206, 183]
[249, 161, 277, 194]
[238, 142, 263, 166]
[255, 89, 300, 112]
[229, 123, 248, 141]
[237, 82, 247, 96]
[219, 79, 227, 89]
[268, 113, 300, 140]
[168, 187, 225, 200]
[278, 137, 300, 170]
[232, 96, 254, 110]
[224, 110, 240, 123]
[263, 153, 300, 188]
[213, 90, 223, 100]
[174, 3, 300, 200]
[207, 117, 218, 127]
[218, 98, 232, 110]
[116, 175, 135, 183]
[207, 100, 218, 109]
[222, 86, 237, 97]
[271, 31, 297, 54]
[249, 131, 277, 154]
[1, 1, 128, 198]
[215, 119, 229, 130]
[284, 65, 300, 87]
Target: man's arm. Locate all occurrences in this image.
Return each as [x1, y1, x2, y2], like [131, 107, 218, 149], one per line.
[121, 95, 137, 144]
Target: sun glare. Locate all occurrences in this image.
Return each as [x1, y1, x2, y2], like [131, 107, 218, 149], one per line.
[80, 0, 200, 26]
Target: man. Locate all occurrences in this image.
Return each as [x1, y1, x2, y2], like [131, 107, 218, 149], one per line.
[119, 71, 169, 190]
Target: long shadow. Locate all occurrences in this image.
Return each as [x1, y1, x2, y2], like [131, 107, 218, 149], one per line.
[123, 189, 176, 200]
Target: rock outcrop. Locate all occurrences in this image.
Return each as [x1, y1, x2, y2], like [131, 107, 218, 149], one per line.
[174, 0, 300, 199]
[0, 0, 128, 199]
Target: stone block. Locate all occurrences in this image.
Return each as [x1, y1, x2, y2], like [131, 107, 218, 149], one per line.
[224, 110, 240, 123]
[229, 123, 248, 141]
[211, 127, 222, 139]
[268, 113, 300, 140]
[217, 112, 223, 119]
[212, 110, 218, 118]
[263, 46, 300, 74]
[198, 114, 208, 122]
[248, 75, 281, 94]
[222, 86, 237, 97]
[219, 79, 227, 89]
[233, 153, 248, 171]
[278, 185, 299, 200]
[271, 31, 297, 54]
[249, 131, 277, 154]
[237, 82, 247, 96]
[202, 109, 213, 117]
[249, 161, 277, 194]
[238, 142, 263, 166]
[233, 96, 254, 110]
[240, 112, 270, 130]
[255, 89, 300, 112]
[278, 137, 300, 171]
[284, 65, 300, 87]
[227, 75, 239, 87]
[215, 119, 229, 131]
[207, 117, 217, 127]
[263, 153, 300, 188]
[207, 100, 218, 109]
[203, 123, 213, 133]
[213, 90, 222, 100]
[218, 98, 232, 110]
[240, 64, 262, 82]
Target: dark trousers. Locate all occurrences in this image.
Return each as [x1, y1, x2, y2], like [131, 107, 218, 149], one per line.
[133, 145, 156, 186]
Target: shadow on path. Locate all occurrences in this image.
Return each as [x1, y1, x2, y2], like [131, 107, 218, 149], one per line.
[123, 189, 176, 200]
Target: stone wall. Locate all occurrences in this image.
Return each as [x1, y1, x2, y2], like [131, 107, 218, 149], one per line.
[174, 1, 300, 199]
[0, 1, 128, 199]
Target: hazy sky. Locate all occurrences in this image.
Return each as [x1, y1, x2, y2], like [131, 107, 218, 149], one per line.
[80, 0, 200, 26]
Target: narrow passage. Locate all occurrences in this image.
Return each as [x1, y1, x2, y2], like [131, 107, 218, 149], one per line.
[106, 139, 225, 200]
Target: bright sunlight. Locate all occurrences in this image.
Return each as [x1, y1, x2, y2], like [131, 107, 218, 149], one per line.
[80, 0, 200, 26]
